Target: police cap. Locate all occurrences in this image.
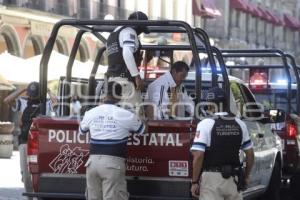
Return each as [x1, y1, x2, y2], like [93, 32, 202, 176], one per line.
[128, 11, 148, 21]
[27, 81, 39, 98]
[128, 11, 149, 34]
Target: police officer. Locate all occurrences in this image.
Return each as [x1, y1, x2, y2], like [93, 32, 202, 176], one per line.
[106, 11, 149, 113]
[190, 87, 254, 200]
[79, 81, 145, 200]
[4, 82, 57, 199]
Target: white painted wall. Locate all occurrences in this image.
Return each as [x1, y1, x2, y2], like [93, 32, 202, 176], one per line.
[137, 0, 149, 15]
[149, 0, 162, 19]
[163, 0, 174, 19]
[124, 0, 136, 11]
[106, 0, 118, 7]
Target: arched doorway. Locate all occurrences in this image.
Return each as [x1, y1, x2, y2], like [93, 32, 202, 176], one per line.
[95, 42, 107, 65]
[23, 35, 44, 58]
[0, 25, 21, 56]
[54, 36, 69, 55]
[76, 40, 90, 62]
[0, 25, 21, 130]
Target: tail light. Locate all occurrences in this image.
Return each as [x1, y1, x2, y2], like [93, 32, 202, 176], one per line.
[287, 122, 297, 138]
[249, 69, 268, 89]
[27, 126, 39, 163]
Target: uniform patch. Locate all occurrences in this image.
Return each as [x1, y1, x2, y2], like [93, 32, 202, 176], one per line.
[130, 33, 136, 40]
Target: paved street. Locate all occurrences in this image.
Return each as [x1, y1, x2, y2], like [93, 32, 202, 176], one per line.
[0, 151, 25, 200]
[0, 151, 296, 200]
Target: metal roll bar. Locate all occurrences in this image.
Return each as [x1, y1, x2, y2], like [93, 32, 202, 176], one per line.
[220, 49, 298, 114]
[284, 54, 300, 114]
[40, 19, 212, 115]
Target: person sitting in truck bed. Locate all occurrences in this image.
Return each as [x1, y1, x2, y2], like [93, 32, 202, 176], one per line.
[146, 61, 194, 120]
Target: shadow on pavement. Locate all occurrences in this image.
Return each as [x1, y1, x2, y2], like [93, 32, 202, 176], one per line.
[0, 187, 25, 200]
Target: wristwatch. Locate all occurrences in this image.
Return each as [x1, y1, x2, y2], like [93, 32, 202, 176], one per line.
[191, 180, 199, 184]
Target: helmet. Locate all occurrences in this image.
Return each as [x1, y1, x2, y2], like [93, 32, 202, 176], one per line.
[206, 87, 226, 103]
[26, 82, 39, 98]
[128, 11, 149, 34]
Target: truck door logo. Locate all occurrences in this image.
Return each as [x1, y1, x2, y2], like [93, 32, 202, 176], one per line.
[49, 144, 89, 174]
[168, 160, 189, 177]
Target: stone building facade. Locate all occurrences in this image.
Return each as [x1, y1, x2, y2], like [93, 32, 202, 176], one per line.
[0, 0, 299, 61]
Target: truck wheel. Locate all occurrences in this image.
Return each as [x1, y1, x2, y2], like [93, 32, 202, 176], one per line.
[290, 171, 300, 198]
[264, 160, 281, 200]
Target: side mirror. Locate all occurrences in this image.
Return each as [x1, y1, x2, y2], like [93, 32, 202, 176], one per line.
[260, 109, 286, 124]
[269, 109, 286, 123]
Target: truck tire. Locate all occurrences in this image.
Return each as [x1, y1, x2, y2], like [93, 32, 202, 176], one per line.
[263, 160, 281, 200]
[290, 171, 300, 199]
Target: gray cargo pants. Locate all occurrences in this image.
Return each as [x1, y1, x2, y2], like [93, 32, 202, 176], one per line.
[199, 172, 242, 200]
[85, 155, 129, 200]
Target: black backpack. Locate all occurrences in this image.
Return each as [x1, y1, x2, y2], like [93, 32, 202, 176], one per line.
[19, 102, 40, 144]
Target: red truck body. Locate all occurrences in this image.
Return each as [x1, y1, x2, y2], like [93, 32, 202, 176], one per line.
[28, 117, 195, 199]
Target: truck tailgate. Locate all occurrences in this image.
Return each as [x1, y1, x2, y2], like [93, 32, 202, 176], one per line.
[31, 117, 195, 199]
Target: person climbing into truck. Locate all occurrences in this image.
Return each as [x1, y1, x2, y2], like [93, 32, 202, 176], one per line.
[106, 11, 149, 115]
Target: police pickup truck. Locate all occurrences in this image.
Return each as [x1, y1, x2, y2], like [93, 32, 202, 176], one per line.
[221, 50, 300, 198]
[24, 19, 282, 200]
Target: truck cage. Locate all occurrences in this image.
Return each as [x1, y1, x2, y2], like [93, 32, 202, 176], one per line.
[38, 19, 230, 118]
[220, 49, 300, 115]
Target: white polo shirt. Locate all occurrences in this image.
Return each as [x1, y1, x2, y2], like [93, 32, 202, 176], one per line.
[190, 112, 253, 152]
[79, 102, 145, 143]
[146, 71, 194, 120]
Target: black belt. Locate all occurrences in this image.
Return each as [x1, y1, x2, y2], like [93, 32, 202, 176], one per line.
[89, 142, 127, 158]
[203, 166, 239, 172]
[203, 166, 222, 172]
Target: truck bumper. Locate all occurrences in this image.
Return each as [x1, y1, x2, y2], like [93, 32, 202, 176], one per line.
[23, 192, 84, 199]
[24, 175, 261, 200]
[25, 174, 193, 200]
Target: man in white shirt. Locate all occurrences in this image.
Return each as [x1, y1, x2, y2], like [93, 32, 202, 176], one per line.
[79, 81, 145, 200]
[70, 95, 81, 117]
[106, 11, 149, 114]
[146, 61, 194, 120]
[190, 87, 254, 200]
